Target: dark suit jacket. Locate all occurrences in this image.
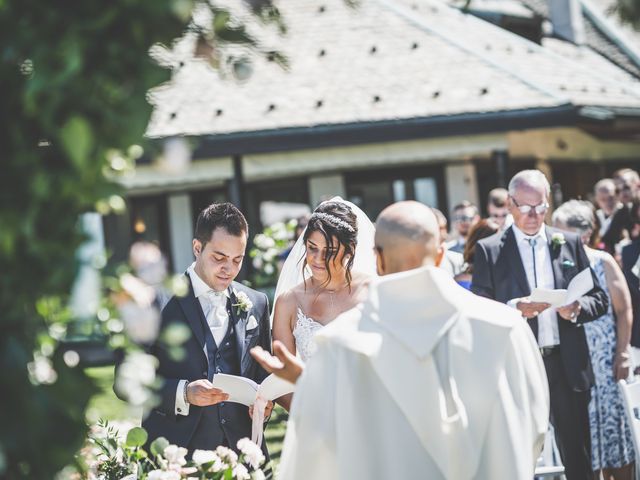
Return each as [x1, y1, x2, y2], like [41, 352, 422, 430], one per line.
[471, 226, 608, 392]
[140, 278, 272, 449]
[622, 239, 640, 347]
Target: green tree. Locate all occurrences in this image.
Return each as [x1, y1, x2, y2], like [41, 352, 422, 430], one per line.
[0, 1, 189, 476]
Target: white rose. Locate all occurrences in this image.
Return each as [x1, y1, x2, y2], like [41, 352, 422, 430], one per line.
[215, 446, 238, 465]
[233, 463, 250, 480]
[147, 470, 181, 480]
[251, 470, 266, 480]
[237, 438, 265, 470]
[253, 234, 268, 249]
[192, 449, 218, 466]
[163, 444, 188, 466]
[264, 264, 274, 275]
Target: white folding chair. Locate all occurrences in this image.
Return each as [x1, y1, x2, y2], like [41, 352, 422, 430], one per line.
[534, 426, 566, 479]
[618, 379, 640, 480]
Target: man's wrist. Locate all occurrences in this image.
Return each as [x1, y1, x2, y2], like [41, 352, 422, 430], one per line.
[183, 381, 190, 405]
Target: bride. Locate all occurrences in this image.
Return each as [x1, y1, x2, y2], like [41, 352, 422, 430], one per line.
[272, 198, 376, 410]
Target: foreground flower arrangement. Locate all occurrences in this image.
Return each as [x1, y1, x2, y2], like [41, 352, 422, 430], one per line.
[84, 421, 266, 480]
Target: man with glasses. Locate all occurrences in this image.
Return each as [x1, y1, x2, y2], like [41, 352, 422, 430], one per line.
[471, 169, 608, 480]
[447, 200, 480, 253]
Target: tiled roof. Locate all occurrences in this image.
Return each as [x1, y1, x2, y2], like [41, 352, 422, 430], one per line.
[518, 0, 640, 77]
[146, 0, 640, 139]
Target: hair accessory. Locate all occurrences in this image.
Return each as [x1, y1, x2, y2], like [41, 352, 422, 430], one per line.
[311, 212, 356, 233]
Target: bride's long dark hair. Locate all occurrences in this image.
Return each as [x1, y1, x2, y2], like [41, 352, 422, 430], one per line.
[301, 201, 358, 290]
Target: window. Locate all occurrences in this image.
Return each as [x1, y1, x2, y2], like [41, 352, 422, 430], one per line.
[346, 165, 445, 220]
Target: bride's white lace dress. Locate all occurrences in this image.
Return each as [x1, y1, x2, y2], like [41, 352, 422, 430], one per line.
[292, 308, 324, 361]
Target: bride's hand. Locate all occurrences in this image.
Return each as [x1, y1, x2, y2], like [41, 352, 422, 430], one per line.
[251, 341, 304, 384]
[248, 400, 274, 419]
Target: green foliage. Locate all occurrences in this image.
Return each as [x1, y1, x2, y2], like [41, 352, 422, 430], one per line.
[249, 220, 297, 288]
[0, 0, 188, 476]
[611, 0, 640, 29]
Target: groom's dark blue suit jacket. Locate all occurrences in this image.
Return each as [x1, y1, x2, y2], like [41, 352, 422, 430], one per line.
[139, 277, 272, 451]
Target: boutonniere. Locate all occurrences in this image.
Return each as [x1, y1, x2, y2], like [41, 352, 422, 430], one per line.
[232, 290, 253, 316]
[551, 232, 566, 249]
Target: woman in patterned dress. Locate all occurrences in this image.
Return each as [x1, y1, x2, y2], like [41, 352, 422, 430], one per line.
[553, 200, 635, 480]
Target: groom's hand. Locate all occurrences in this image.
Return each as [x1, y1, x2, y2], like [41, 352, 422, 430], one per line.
[251, 341, 304, 384]
[186, 380, 229, 406]
[248, 400, 274, 420]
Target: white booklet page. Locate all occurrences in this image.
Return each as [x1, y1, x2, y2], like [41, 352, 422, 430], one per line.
[529, 267, 593, 308]
[210, 373, 295, 406]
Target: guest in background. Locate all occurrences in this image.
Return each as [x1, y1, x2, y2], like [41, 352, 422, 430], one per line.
[472, 170, 608, 480]
[621, 200, 640, 350]
[601, 169, 640, 254]
[454, 219, 500, 290]
[594, 179, 620, 239]
[432, 207, 464, 276]
[486, 188, 512, 230]
[447, 201, 480, 254]
[552, 200, 635, 480]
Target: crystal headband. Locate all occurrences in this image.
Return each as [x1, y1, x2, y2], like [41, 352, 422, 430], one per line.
[311, 212, 356, 233]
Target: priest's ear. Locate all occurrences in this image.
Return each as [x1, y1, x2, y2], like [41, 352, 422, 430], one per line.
[434, 242, 446, 267]
[375, 245, 386, 276]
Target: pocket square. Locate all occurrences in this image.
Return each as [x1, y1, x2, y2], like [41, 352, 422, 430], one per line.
[246, 314, 259, 331]
[561, 260, 575, 268]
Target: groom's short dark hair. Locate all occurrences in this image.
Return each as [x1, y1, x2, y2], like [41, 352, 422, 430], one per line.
[195, 202, 248, 246]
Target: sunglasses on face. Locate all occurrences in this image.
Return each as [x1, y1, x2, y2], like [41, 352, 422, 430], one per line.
[511, 197, 548, 215]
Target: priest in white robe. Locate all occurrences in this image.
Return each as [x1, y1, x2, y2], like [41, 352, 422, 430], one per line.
[275, 201, 550, 480]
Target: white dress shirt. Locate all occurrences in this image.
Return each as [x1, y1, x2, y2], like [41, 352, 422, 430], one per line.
[175, 263, 231, 415]
[510, 225, 559, 348]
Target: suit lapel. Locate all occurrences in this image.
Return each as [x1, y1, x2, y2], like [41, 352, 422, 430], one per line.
[229, 286, 248, 373]
[546, 226, 563, 289]
[503, 227, 530, 296]
[177, 275, 206, 350]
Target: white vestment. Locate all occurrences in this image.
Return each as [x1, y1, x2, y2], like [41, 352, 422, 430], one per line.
[278, 266, 549, 480]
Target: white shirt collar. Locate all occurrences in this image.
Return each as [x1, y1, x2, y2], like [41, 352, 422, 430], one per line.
[187, 262, 231, 299]
[512, 224, 547, 244]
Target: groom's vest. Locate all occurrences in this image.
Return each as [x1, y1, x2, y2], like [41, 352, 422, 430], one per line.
[188, 303, 242, 450]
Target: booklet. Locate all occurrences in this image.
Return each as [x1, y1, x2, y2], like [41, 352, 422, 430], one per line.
[210, 373, 295, 406]
[529, 267, 594, 308]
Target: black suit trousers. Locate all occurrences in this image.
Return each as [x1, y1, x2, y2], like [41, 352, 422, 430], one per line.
[544, 349, 592, 480]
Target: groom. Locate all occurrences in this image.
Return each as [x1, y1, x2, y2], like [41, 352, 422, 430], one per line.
[141, 202, 272, 454]
[254, 201, 549, 479]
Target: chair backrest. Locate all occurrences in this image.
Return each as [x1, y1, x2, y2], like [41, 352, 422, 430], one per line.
[618, 379, 640, 462]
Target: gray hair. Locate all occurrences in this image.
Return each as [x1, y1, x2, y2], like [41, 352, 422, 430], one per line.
[594, 178, 615, 194]
[551, 200, 595, 233]
[508, 170, 551, 197]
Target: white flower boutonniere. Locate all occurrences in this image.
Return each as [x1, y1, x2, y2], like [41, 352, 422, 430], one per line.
[233, 291, 253, 316]
[551, 232, 566, 249]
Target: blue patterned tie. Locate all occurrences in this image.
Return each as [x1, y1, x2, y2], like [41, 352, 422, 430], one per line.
[527, 236, 538, 288]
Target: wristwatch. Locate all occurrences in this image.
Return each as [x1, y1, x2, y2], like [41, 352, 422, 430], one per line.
[183, 381, 190, 405]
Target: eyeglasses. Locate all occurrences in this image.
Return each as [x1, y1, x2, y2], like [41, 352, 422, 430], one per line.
[615, 185, 632, 194]
[454, 215, 475, 222]
[511, 197, 548, 215]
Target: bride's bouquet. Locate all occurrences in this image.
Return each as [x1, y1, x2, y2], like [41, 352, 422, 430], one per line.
[83, 421, 266, 480]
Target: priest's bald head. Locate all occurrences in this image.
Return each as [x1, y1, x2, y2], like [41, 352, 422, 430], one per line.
[375, 201, 444, 275]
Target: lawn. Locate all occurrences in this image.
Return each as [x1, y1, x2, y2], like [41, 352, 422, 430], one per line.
[85, 367, 288, 467]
